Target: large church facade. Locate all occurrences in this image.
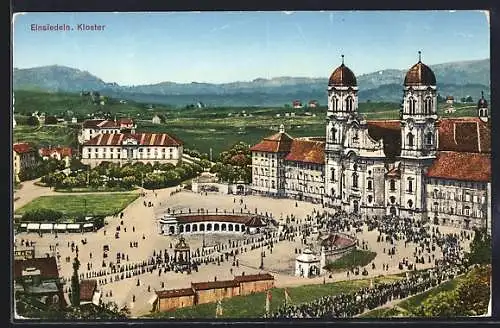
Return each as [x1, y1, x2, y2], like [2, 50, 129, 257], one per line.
[250, 54, 491, 232]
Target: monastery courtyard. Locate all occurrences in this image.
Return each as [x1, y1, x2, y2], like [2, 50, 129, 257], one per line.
[14, 185, 471, 317]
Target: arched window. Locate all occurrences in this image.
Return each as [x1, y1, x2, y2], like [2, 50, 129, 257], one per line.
[409, 97, 416, 115]
[424, 97, 433, 114]
[271, 180, 275, 189]
[330, 168, 335, 182]
[368, 195, 373, 203]
[333, 97, 339, 111]
[425, 132, 433, 146]
[331, 127, 337, 142]
[407, 199, 413, 208]
[407, 133, 414, 147]
[390, 179, 396, 191]
[390, 196, 396, 204]
[346, 96, 353, 112]
[352, 172, 359, 188]
[407, 178, 413, 193]
[331, 188, 335, 196]
[367, 180, 373, 190]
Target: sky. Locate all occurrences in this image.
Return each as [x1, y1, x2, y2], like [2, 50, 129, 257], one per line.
[13, 11, 490, 85]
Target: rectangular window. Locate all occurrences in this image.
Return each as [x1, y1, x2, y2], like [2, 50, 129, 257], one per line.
[408, 180, 413, 193]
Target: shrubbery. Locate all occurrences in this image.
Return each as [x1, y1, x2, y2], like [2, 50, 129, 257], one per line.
[411, 265, 491, 317]
[21, 208, 64, 223]
[19, 157, 66, 182]
[40, 160, 203, 191]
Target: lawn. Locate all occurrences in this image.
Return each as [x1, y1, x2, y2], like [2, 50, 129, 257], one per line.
[15, 193, 139, 217]
[146, 279, 372, 319]
[324, 249, 377, 273]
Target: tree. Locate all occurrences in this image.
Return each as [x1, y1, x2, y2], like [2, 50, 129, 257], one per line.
[412, 290, 459, 317]
[466, 228, 491, 265]
[44, 116, 58, 125]
[70, 257, 81, 307]
[412, 265, 491, 317]
[455, 265, 491, 316]
[27, 116, 39, 126]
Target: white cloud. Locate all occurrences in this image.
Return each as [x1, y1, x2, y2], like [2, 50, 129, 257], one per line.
[456, 32, 474, 38]
[210, 24, 230, 33]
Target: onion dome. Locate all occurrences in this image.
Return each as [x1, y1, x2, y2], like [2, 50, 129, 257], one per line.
[328, 55, 357, 87]
[404, 51, 436, 86]
[478, 91, 488, 108]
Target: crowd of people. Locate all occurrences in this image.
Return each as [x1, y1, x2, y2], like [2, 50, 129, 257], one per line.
[268, 263, 471, 318]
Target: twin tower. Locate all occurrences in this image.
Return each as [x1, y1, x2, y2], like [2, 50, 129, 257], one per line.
[326, 52, 438, 159]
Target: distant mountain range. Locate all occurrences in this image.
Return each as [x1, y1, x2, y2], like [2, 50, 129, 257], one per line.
[13, 59, 490, 106]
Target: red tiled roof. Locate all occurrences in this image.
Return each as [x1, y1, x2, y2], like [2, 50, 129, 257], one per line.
[13, 143, 33, 154]
[174, 214, 264, 226]
[367, 120, 401, 158]
[82, 120, 110, 128]
[192, 280, 239, 290]
[245, 216, 266, 227]
[119, 118, 134, 125]
[285, 140, 325, 164]
[320, 234, 356, 248]
[426, 151, 491, 182]
[83, 119, 134, 129]
[233, 273, 274, 283]
[83, 133, 183, 147]
[79, 279, 97, 301]
[250, 132, 293, 153]
[365, 118, 490, 157]
[438, 118, 490, 153]
[156, 288, 195, 298]
[39, 147, 72, 157]
[14, 257, 59, 280]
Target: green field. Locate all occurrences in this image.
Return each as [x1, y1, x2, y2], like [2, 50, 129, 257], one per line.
[13, 125, 78, 148]
[148, 280, 369, 319]
[15, 193, 139, 217]
[13, 90, 479, 157]
[324, 249, 377, 273]
[146, 275, 403, 319]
